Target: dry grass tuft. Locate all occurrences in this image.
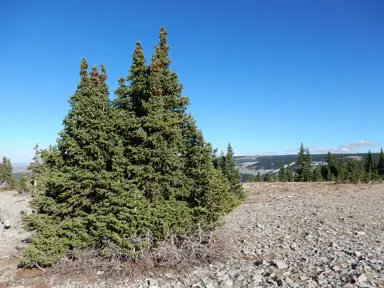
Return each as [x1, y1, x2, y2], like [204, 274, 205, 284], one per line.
[48, 228, 231, 282]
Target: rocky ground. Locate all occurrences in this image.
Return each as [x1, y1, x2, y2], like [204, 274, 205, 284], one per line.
[0, 183, 383, 287]
[0, 191, 31, 259]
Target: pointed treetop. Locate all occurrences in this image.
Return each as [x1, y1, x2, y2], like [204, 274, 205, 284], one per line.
[135, 41, 144, 54]
[79, 58, 89, 87]
[80, 58, 88, 74]
[159, 26, 168, 49]
[130, 41, 146, 71]
[227, 143, 234, 153]
[152, 26, 170, 68]
[101, 64, 106, 75]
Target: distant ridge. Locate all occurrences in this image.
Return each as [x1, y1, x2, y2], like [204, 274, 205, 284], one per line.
[235, 153, 379, 182]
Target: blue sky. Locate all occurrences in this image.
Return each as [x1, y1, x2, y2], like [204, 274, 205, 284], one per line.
[1, 0, 383, 163]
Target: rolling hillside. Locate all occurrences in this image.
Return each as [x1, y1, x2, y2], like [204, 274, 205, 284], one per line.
[235, 153, 379, 182]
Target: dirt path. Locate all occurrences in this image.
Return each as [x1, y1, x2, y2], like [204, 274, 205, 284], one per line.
[0, 183, 383, 287]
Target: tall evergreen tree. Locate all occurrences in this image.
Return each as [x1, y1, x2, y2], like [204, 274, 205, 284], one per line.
[0, 157, 15, 189]
[322, 151, 338, 181]
[263, 173, 271, 182]
[256, 172, 261, 182]
[218, 151, 226, 172]
[344, 158, 363, 183]
[221, 143, 243, 196]
[295, 143, 312, 182]
[27, 144, 50, 195]
[286, 162, 293, 182]
[22, 60, 127, 266]
[377, 148, 384, 177]
[21, 28, 241, 267]
[211, 148, 219, 169]
[278, 160, 286, 182]
[364, 150, 378, 181]
[312, 166, 323, 182]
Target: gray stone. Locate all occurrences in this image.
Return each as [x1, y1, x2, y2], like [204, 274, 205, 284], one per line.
[272, 260, 288, 269]
[219, 278, 233, 288]
[357, 274, 367, 283]
[252, 273, 263, 283]
[3, 219, 10, 229]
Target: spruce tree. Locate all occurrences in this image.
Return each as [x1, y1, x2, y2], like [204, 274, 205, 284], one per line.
[27, 144, 50, 195]
[21, 28, 241, 267]
[344, 158, 363, 183]
[211, 148, 219, 169]
[324, 151, 338, 180]
[377, 148, 384, 177]
[364, 150, 378, 181]
[286, 162, 293, 182]
[304, 148, 312, 181]
[0, 157, 15, 189]
[263, 173, 271, 182]
[278, 161, 286, 182]
[295, 143, 312, 182]
[22, 60, 126, 267]
[18, 174, 29, 194]
[221, 143, 243, 196]
[218, 151, 226, 173]
[312, 167, 323, 182]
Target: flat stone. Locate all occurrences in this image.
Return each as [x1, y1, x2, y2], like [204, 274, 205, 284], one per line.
[272, 260, 288, 269]
[358, 274, 367, 283]
[252, 273, 263, 283]
[3, 219, 11, 229]
[219, 279, 233, 288]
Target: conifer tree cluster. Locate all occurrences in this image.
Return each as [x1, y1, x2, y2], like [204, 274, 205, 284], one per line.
[217, 144, 244, 198]
[22, 27, 243, 267]
[295, 143, 312, 182]
[0, 157, 15, 190]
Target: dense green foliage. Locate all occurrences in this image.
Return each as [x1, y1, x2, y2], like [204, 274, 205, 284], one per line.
[278, 161, 286, 182]
[21, 28, 242, 267]
[378, 148, 384, 177]
[218, 144, 244, 198]
[0, 157, 16, 189]
[286, 162, 294, 182]
[295, 144, 312, 182]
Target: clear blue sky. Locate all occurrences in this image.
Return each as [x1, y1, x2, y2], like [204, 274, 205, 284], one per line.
[1, 0, 383, 163]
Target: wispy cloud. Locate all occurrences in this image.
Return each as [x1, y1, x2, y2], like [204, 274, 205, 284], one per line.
[237, 141, 377, 156]
[283, 148, 299, 155]
[311, 140, 377, 154]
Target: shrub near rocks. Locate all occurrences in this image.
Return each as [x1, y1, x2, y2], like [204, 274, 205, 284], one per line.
[21, 27, 242, 268]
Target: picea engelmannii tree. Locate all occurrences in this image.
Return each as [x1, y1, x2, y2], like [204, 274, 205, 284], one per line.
[286, 162, 293, 182]
[364, 150, 378, 181]
[377, 148, 384, 178]
[278, 160, 286, 182]
[0, 157, 15, 189]
[22, 28, 242, 267]
[295, 143, 312, 182]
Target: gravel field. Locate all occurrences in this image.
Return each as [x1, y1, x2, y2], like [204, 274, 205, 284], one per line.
[0, 183, 383, 287]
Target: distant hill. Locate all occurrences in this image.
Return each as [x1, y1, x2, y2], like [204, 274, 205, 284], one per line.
[11, 163, 29, 181]
[235, 153, 379, 182]
[10, 155, 381, 182]
[12, 171, 31, 181]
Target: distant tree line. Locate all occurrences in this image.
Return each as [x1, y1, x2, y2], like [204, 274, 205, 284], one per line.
[249, 143, 384, 183]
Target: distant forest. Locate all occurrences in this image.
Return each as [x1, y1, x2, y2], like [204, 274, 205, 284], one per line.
[241, 143, 384, 183]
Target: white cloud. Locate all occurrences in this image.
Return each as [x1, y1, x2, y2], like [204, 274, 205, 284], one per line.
[311, 140, 377, 154]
